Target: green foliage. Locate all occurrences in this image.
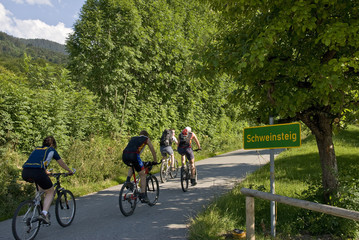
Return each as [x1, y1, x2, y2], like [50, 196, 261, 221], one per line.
[0, 31, 67, 65]
[203, 0, 359, 122]
[0, 147, 32, 221]
[202, 0, 359, 198]
[67, 0, 233, 140]
[0, 58, 118, 152]
[0, 0, 246, 223]
[189, 125, 359, 239]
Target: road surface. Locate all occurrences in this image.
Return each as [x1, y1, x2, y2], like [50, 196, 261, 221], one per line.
[0, 149, 282, 240]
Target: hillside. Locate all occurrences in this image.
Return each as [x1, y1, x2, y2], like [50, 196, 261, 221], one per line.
[0, 31, 68, 65]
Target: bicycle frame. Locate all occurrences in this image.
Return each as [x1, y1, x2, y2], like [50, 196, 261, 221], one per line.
[34, 173, 70, 208]
[180, 149, 200, 192]
[12, 171, 76, 240]
[129, 164, 151, 195]
[119, 161, 160, 216]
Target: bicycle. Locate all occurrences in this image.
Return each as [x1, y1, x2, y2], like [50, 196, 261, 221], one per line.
[180, 149, 201, 192]
[12, 170, 76, 240]
[119, 161, 160, 216]
[160, 153, 179, 183]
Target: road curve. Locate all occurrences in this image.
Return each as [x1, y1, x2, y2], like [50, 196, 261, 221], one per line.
[0, 149, 282, 240]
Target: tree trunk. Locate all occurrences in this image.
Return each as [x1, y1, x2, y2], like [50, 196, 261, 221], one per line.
[299, 111, 338, 202]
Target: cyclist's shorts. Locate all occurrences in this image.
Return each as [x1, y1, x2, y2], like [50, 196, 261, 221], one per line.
[122, 152, 145, 172]
[177, 147, 194, 161]
[22, 168, 53, 190]
[160, 146, 174, 157]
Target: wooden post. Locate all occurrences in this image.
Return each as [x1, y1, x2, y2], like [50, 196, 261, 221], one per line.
[246, 196, 255, 240]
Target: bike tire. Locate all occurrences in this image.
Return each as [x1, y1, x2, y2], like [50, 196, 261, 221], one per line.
[12, 200, 41, 240]
[119, 183, 137, 216]
[181, 163, 189, 192]
[55, 190, 76, 227]
[170, 158, 179, 179]
[146, 175, 159, 206]
[160, 159, 169, 183]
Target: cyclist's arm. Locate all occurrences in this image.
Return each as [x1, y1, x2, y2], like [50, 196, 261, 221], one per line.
[173, 136, 179, 147]
[57, 159, 73, 174]
[147, 139, 158, 163]
[192, 133, 201, 149]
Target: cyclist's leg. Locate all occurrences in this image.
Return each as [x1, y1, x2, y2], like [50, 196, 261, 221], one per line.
[123, 152, 136, 182]
[123, 168, 133, 184]
[160, 146, 167, 162]
[133, 154, 147, 194]
[181, 155, 186, 166]
[186, 148, 196, 184]
[170, 154, 175, 169]
[189, 159, 196, 178]
[177, 147, 186, 168]
[24, 168, 54, 215]
[138, 169, 147, 193]
[165, 147, 175, 169]
[40, 186, 55, 213]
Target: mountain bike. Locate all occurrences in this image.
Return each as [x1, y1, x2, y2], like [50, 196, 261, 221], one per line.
[12, 170, 76, 240]
[160, 153, 179, 183]
[180, 149, 201, 192]
[119, 161, 160, 216]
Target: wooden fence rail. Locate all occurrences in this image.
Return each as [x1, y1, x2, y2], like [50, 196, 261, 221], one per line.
[240, 188, 359, 240]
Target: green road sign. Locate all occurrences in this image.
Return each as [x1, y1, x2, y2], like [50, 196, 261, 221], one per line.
[243, 122, 301, 149]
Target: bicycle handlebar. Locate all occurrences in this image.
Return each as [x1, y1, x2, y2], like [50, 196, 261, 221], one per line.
[49, 168, 76, 177]
[143, 161, 159, 172]
[143, 161, 160, 167]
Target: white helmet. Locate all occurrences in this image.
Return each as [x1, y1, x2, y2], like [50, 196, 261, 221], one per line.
[185, 127, 191, 133]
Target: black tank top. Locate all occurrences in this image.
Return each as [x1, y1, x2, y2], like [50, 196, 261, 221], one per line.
[123, 136, 148, 154]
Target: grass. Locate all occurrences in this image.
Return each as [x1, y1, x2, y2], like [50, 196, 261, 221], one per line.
[188, 125, 359, 239]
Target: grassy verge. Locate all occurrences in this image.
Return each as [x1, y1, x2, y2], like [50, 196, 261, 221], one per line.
[188, 125, 359, 239]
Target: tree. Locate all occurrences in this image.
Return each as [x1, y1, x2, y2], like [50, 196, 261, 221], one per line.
[204, 0, 359, 200]
[66, 0, 223, 136]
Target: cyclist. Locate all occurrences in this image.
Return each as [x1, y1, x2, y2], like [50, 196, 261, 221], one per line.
[21, 136, 74, 224]
[122, 130, 157, 203]
[160, 129, 178, 171]
[177, 127, 201, 186]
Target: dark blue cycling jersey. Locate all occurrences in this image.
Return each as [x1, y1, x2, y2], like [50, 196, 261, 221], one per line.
[23, 146, 61, 169]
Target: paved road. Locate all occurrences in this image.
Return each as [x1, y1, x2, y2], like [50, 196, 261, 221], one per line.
[0, 149, 282, 240]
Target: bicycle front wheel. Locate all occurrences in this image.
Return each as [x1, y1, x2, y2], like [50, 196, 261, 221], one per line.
[180, 164, 189, 192]
[55, 190, 76, 227]
[12, 200, 41, 240]
[160, 159, 170, 183]
[119, 183, 137, 216]
[146, 175, 159, 206]
[170, 158, 179, 179]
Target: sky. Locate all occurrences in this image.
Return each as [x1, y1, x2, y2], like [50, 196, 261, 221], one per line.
[0, 0, 86, 45]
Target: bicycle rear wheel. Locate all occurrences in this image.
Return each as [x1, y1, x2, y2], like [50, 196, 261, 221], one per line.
[160, 159, 170, 183]
[12, 200, 41, 240]
[146, 175, 159, 206]
[181, 163, 189, 192]
[119, 183, 137, 216]
[170, 158, 179, 179]
[55, 190, 76, 227]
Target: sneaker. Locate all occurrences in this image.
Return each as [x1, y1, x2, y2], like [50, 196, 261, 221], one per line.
[139, 193, 149, 203]
[191, 179, 197, 186]
[38, 213, 50, 224]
